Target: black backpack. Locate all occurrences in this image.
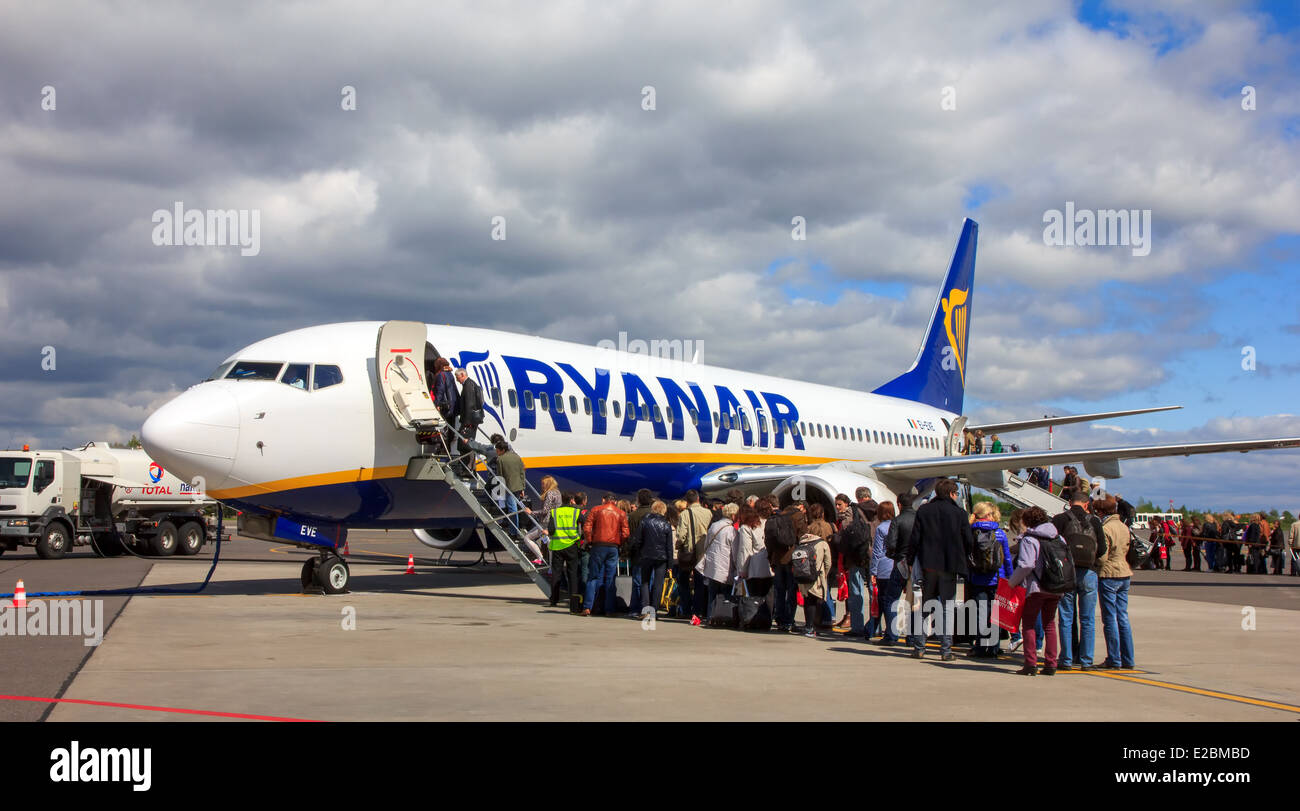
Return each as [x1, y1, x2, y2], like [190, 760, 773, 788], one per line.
[791, 540, 819, 584]
[765, 512, 797, 551]
[1037, 534, 1076, 594]
[968, 527, 1002, 575]
[1060, 511, 1099, 569]
[842, 511, 872, 568]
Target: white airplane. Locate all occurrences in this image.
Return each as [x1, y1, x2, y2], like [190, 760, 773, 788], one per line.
[140, 218, 1300, 588]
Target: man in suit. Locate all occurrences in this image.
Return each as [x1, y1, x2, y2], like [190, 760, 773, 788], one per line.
[903, 478, 974, 661]
[454, 368, 484, 477]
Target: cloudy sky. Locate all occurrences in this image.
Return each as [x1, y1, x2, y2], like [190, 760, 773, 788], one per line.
[1, 0, 1297, 510]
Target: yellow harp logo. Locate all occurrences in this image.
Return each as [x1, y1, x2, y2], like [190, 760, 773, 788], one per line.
[942, 288, 969, 382]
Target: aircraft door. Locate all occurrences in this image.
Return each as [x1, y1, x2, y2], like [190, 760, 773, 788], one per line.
[375, 321, 442, 431]
[944, 416, 967, 456]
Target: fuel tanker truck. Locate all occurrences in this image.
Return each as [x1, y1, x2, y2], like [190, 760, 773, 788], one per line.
[0, 441, 224, 558]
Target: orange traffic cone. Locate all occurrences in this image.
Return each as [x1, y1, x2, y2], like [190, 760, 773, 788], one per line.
[14, 580, 26, 608]
[404, 554, 415, 575]
[341, 539, 349, 556]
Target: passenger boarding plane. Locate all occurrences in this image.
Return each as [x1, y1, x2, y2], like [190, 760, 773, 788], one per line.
[141, 219, 1300, 587]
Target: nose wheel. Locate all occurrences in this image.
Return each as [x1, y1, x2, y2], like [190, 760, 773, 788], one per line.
[301, 552, 350, 594]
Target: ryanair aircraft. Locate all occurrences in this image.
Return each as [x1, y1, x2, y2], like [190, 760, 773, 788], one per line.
[141, 219, 1300, 559]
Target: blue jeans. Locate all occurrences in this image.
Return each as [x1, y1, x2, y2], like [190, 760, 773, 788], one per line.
[629, 562, 643, 613]
[1099, 577, 1135, 668]
[773, 564, 797, 627]
[584, 546, 619, 614]
[639, 561, 667, 613]
[495, 488, 521, 534]
[877, 568, 904, 642]
[1058, 568, 1098, 666]
[846, 566, 867, 635]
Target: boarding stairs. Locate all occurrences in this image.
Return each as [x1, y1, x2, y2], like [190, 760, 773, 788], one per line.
[987, 473, 1069, 514]
[404, 432, 552, 597]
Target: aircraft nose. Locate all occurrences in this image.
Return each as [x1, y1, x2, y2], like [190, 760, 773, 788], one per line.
[141, 385, 239, 491]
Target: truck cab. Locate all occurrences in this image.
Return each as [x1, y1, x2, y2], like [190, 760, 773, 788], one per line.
[0, 450, 78, 557]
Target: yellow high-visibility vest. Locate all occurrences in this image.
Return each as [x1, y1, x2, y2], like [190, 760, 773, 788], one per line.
[550, 505, 581, 550]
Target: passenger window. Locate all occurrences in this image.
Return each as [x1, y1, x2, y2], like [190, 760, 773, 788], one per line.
[722, 413, 731, 430]
[541, 393, 551, 412]
[665, 408, 674, 424]
[758, 415, 767, 434]
[598, 398, 606, 417]
[584, 398, 591, 415]
[524, 391, 535, 410]
[554, 395, 563, 414]
[713, 412, 720, 426]
[491, 389, 501, 406]
[742, 413, 750, 432]
[312, 365, 344, 389]
[627, 401, 635, 420]
[689, 409, 699, 426]
[280, 363, 310, 390]
[833, 426, 839, 440]
[570, 395, 578, 413]
[508, 389, 518, 409]
[612, 401, 621, 419]
[653, 405, 662, 423]
[229, 361, 283, 381]
[33, 460, 55, 493]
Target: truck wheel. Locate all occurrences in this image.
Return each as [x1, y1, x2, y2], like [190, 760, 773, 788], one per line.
[315, 558, 350, 594]
[150, 521, 179, 556]
[176, 522, 205, 556]
[36, 523, 70, 560]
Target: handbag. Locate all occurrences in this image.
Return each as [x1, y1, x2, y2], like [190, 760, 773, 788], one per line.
[870, 579, 880, 618]
[994, 578, 1026, 633]
[836, 571, 849, 602]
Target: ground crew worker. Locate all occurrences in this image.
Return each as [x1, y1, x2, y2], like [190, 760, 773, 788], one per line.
[548, 492, 584, 613]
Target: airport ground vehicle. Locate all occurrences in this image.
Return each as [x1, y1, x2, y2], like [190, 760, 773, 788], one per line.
[0, 442, 221, 558]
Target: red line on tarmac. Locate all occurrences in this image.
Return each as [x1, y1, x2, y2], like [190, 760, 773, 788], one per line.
[0, 694, 320, 722]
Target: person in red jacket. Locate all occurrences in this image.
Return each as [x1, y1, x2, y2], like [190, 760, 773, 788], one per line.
[582, 493, 630, 616]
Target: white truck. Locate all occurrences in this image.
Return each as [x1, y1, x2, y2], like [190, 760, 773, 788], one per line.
[0, 442, 222, 558]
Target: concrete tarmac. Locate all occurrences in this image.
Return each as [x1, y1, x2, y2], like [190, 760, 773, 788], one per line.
[15, 530, 1295, 722]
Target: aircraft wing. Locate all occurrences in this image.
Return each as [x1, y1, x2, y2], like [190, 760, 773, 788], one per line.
[966, 405, 1180, 435]
[870, 436, 1300, 481]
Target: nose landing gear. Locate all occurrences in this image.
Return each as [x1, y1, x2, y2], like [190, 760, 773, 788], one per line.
[301, 550, 350, 594]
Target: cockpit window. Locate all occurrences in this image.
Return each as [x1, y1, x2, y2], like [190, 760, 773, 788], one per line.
[313, 365, 344, 390]
[206, 361, 236, 381]
[227, 361, 284, 381]
[281, 363, 310, 390]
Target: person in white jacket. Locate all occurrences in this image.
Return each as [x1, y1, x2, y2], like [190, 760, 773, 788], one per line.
[697, 503, 739, 615]
[733, 503, 773, 597]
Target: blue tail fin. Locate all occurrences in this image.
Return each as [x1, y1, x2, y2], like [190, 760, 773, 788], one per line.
[872, 218, 977, 414]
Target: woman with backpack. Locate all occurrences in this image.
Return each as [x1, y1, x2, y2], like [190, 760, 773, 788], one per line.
[967, 502, 1013, 658]
[1008, 506, 1065, 675]
[794, 531, 830, 638]
[1095, 497, 1135, 669]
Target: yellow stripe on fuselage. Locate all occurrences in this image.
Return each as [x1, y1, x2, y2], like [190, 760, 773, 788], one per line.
[207, 452, 844, 500]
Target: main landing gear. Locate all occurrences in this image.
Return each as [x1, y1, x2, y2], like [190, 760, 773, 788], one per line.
[301, 550, 350, 594]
